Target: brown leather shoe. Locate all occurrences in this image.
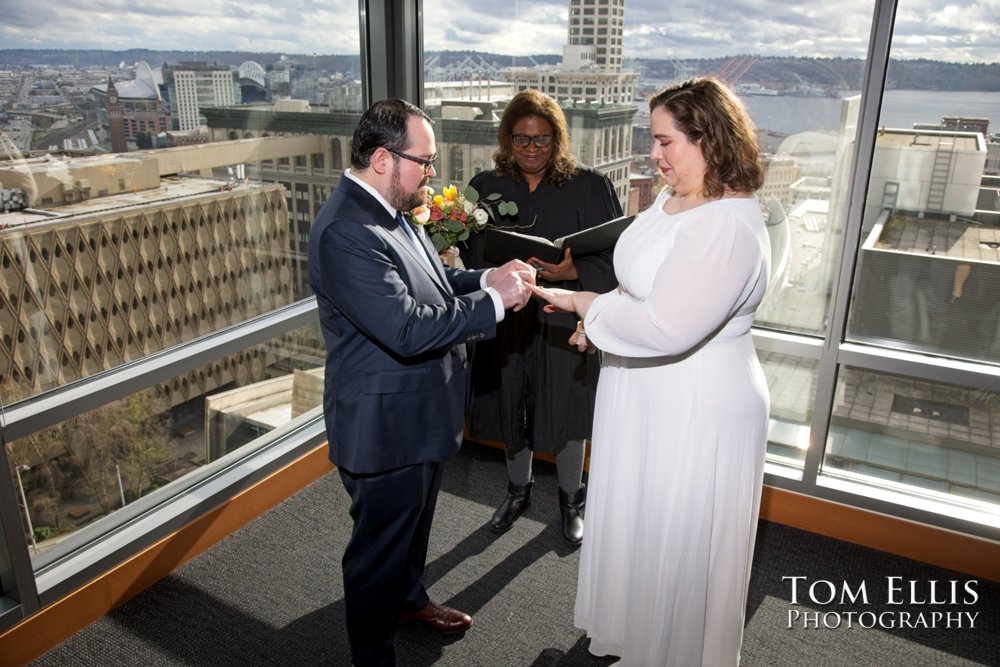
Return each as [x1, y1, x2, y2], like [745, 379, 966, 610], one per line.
[398, 602, 473, 633]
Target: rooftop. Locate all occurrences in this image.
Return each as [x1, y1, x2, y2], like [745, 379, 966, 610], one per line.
[0, 176, 262, 230]
[876, 129, 982, 152]
[872, 214, 1000, 263]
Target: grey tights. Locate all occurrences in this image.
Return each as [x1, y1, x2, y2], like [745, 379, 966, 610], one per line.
[505, 438, 586, 493]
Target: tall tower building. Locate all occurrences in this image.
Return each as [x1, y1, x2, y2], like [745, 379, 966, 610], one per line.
[105, 76, 128, 153]
[565, 0, 626, 71]
[505, 0, 636, 105]
[503, 0, 637, 203]
[164, 62, 239, 132]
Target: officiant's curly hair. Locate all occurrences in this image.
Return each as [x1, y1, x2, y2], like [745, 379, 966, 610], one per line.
[493, 89, 577, 186]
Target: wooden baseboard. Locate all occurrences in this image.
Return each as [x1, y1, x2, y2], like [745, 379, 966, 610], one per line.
[1, 439, 996, 666]
[759, 486, 1000, 581]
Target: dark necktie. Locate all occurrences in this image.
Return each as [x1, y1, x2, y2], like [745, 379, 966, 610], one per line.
[396, 211, 437, 273]
[396, 211, 420, 247]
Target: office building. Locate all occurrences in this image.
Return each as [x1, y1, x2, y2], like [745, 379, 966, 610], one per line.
[502, 0, 636, 201]
[90, 61, 170, 146]
[163, 62, 240, 132]
[0, 151, 295, 398]
[504, 0, 636, 103]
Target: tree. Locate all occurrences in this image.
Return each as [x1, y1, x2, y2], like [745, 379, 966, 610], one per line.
[58, 389, 172, 513]
[3, 377, 173, 541]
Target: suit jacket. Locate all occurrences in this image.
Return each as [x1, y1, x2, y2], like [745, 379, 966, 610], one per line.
[308, 176, 498, 474]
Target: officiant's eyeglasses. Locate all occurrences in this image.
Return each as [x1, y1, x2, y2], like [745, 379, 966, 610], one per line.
[511, 134, 553, 149]
[388, 148, 437, 174]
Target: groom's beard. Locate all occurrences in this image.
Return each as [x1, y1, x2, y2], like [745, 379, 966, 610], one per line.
[389, 164, 427, 212]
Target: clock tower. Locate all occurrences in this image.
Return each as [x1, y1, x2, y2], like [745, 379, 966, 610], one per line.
[106, 75, 128, 154]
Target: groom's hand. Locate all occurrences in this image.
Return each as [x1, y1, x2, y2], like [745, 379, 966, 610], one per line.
[487, 260, 536, 311]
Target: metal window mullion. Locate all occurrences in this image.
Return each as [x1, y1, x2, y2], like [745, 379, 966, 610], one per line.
[0, 426, 40, 620]
[2, 299, 317, 443]
[359, 0, 424, 109]
[800, 0, 899, 493]
[838, 342, 1000, 392]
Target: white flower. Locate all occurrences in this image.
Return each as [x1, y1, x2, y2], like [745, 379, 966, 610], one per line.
[463, 198, 476, 214]
[411, 205, 431, 224]
[472, 208, 489, 225]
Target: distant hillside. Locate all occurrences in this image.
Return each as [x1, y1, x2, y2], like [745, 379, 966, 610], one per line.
[0, 49, 362, 75]
[1, 49, 998, 91]
[626, 55, 1000, 92]
[0, 49, 555, 74]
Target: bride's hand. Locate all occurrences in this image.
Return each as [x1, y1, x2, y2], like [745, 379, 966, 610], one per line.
[529, 285, 599, 320]
[570, 321, 596, 354]
[528, 284, 577, 313]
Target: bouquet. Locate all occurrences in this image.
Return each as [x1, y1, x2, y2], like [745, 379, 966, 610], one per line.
[409, 184, 518, 253]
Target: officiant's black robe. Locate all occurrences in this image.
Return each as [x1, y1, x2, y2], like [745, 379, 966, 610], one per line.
[461, 166, 623, 452]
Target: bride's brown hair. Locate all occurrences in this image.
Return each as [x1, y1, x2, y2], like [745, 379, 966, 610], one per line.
[649, 77, 764, 198]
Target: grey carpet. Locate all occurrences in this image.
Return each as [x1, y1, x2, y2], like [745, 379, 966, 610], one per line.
[29, 443, 1000, 666]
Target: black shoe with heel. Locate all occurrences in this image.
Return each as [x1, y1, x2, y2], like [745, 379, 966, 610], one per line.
[558, 484, 586, 546]
[490, 478, 533, 531]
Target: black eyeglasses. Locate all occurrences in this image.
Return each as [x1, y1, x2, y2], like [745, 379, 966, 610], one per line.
[388, 148, 437, 174]
[511, 134, 553, 149]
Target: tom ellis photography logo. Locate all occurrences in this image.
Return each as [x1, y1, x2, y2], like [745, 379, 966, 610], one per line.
[783, 576, 980, 629]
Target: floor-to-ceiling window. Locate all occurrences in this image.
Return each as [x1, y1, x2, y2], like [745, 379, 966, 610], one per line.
[831, 0, 1000, 518]
[419, 0, 1000, 529]
[0, 0, 362, 625]
[421, 0, 876, 473]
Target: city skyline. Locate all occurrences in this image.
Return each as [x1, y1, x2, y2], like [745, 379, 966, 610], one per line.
[0, 0, 997, 64]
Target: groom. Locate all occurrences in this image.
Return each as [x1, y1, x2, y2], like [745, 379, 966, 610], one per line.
[307, 98, 535, 667]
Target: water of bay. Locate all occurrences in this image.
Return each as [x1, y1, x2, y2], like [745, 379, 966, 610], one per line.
[741, 89, 999, 137]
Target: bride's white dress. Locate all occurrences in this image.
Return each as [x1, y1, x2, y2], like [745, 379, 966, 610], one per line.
[576, 189, 771, 666]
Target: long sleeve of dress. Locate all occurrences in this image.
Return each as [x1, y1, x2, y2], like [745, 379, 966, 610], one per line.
[585, 208, 763, 358]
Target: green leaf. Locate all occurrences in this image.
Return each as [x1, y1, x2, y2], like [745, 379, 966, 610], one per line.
[498, 201, 518, 216]
[445, 219, 464, 233]
[464, 184, 480, 203]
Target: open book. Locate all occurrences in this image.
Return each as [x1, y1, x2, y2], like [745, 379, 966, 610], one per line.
[483, 214, 636, 265]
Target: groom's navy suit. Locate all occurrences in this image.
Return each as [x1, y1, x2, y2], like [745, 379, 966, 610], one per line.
[308, 175, 498, 666]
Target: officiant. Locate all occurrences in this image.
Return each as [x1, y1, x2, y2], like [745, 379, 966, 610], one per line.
[461, 88, 623, 546]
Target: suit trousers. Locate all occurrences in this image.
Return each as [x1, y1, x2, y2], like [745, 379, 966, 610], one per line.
[338, 460, 445, 667]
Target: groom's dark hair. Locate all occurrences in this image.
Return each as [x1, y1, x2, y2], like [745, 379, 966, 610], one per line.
[351, 98, 433, 170]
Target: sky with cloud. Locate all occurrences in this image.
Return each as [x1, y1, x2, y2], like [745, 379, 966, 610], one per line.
[0, 0, 997, 63]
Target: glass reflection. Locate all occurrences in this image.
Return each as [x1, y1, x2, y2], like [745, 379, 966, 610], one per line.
[0, 182, 298, 399]
[2, 321, 324, 559]
[847, 0, 1000, 363]
[825, 367, 1000, 506]
[759, 350, 818, 465]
